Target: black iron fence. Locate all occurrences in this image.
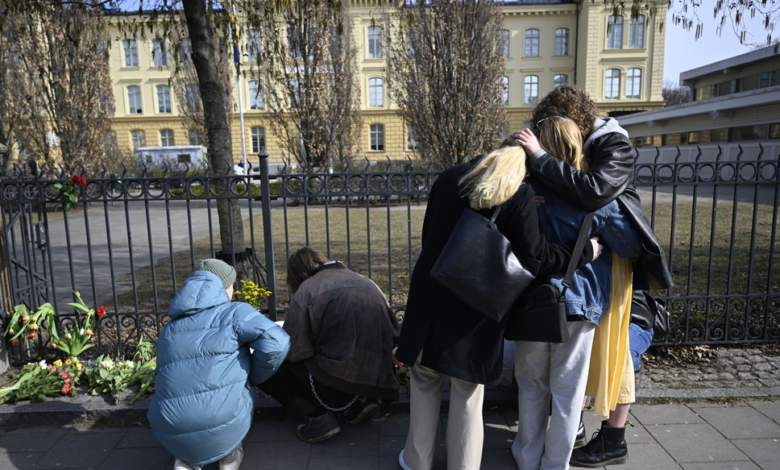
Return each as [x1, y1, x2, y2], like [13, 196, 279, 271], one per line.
[1, 143, 779, 365]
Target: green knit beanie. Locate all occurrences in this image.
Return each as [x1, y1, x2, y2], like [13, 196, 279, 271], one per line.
[194, 259, 236, 290]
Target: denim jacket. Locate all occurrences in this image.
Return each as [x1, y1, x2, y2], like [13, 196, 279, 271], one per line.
[528, 176, 643, 326]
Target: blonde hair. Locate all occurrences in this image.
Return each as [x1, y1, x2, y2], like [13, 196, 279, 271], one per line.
[537, 116, 589, 172]
[459, 146, 527, 210]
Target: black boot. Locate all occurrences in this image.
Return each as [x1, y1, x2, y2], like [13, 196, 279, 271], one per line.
[296, 410, 340, 443]
[343, 397, 380, 425]
[574, 411, 587, 448]
[570, 421, 628, 467]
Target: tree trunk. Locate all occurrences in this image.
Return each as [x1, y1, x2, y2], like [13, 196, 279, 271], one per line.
[181, 0, 246, 267]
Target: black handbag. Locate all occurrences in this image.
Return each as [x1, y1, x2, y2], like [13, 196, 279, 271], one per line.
[431, 205, 538, 323]
[504, 212, 596, 343]
[630, 291, 671, 338]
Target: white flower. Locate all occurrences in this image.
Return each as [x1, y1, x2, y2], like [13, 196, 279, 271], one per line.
[101, 360, 114, 369]
[123, 360, 134, 368]
[39, 360, 46, 369]
[79, 328, 85, 335]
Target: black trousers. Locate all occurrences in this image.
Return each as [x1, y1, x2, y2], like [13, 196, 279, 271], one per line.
[258, 360, 356, 418]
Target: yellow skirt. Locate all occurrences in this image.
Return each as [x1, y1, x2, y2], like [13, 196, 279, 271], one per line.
[585, 252, 635, 419]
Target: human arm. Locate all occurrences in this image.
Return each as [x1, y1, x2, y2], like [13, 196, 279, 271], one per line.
[507, 184, 595, 277]
[281, 298, 316, 363]
[513, 129, 635, 211]
[237, 310, 291, 385]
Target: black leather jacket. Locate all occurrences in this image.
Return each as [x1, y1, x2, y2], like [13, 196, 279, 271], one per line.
[528, 131, 673, 291]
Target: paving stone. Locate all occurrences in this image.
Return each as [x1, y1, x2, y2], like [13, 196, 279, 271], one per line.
[760, 378, 780, 387]
[687, 375, 702, 382]
[637, 388, 767, 400]
[744, 349, 762, 355]
[96, 446, 171, 470]
[33, 430, 124, 469]
[754, 363, 773, 372]
[732, 357, 750, 365]
[610, 443, 682, 470]
[309, 421, 379, 458]
[650, 374, 667, 382]
[244, 417, 301, 443]
[737, 365, 753, 372]
[731, 350, 747, 356]
[630, 404, 703, 425]
[0, 427, 68, 453]
[309, 455, 379, 470]
[483, 414, 514, 450]
[771, 362, 780, 369]
[479, 449, 517, 470]
[682, 462, 761, 470]
[0, 450, 45, 470]
[763, 356, 780, 362]
[691, 405, 780, 439]
[116, 427, 162, 448]
[718, 358, 735, 366]
[647, 423, 747, 463]
[0, 401, 87, 427]
[732, 438, 780, 469]
[749, 400, 780, 420]
[747, 355, 766, 363]
[720, 373, 736, 380]
[379, 434, 445, 470]
[738, 372, 757, 380]
[756, 371, 775, 379]
[702, 374, 720, 381]
[714, 350, 734, 357]
[241, 440, 311, 469]
[762, 387, 780, 397]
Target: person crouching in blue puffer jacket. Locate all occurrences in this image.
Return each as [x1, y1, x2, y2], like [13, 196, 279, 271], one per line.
[148, 259, 291, 470]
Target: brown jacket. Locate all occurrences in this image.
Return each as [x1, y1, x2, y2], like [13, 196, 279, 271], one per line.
[283, 262, 401, 401]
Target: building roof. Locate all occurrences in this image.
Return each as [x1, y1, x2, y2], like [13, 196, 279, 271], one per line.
[680, 45, 780, 86]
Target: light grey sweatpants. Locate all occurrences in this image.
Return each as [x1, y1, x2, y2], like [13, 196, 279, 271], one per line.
[511, 321, 596, 470]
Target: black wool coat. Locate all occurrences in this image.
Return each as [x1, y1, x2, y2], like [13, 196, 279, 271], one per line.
[395, 159, 593, 385]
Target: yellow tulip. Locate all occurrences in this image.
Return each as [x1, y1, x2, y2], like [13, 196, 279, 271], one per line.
[53, 359, 63, 367]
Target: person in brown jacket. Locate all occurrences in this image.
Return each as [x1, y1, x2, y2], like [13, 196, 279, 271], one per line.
[258, 247, 401, 443]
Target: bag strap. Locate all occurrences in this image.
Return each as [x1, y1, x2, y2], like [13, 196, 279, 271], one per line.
[488, 205, 502, 228]
[561, 212, 596, 297]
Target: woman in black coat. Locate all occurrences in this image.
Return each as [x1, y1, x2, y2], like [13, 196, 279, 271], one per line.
[396, 145, 600, 470]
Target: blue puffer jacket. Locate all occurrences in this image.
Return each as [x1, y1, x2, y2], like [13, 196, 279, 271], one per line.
[148, 271, 290, 466]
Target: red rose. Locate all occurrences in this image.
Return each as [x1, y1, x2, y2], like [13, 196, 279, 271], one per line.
[97, 306, 106, 317]
[62, 383, 70, 395]
[71, 175, 87, 185]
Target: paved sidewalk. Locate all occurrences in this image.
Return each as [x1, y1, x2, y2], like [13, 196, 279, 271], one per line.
[1, 400, 780, 470]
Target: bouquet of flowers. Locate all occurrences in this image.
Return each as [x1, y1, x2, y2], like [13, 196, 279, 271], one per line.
[0, 360, 82, 404]
[87, 336, 157, 404]
[233, 280, 272, 310]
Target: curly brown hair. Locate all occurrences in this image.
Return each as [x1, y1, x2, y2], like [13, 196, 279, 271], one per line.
[531, 86, 598, 141]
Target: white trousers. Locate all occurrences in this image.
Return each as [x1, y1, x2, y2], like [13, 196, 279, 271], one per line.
[402, 353, 485, 470]
[511, 321, 596, 470]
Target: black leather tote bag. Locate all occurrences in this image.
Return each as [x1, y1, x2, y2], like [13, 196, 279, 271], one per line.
[504, 212, 595, 343]
[630, 291, 670, 338]
[431, 205, 536, 323]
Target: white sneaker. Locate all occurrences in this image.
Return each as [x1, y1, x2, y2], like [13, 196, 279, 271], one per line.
[174, 459, 201, 470]
[219, 444, 244, 470]
[398, 449, 412, 470]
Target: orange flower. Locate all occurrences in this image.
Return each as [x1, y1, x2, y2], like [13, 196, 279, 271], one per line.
[10, 340, 19, 347]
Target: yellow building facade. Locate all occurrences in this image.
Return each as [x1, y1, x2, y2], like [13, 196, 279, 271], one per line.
[107, 1, 666, 166]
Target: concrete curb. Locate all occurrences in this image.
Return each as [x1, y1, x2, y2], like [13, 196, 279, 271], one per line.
[2, 385, 779, 429]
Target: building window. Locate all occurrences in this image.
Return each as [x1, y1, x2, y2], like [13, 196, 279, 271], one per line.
[157, 85, 172, 113]
[555, 28, 569, 56]
[289, 80, 299, 108]
[605, 69, 621, 99]
[629, 15, 645, 48]
[699, 128, 729, 143]
[247, 29, 260, 60]
[123, 40, 138, 66]
[368, 26, 382, 58]
[525, 29, 539, 57]
[407, 125, 419, 151]
[177, 154, 191, 163]
[182, 39, 193, 64]
[369, 78, 384, 107]
[370, 124, 384, 151]
[160, 129, 175, 146]
[770, 123, 780, 139]
[249, 80, 263, 109]
[186, 84, 201, 112]
[732, 125, 767, 141]
[501, 30, 510, 57]
[554, 74, 569, 88]
[131, 130, 146, 151]
[251, 127, 266, 154]
[760, 72, 776, 88]
[626, 68, 641, 99]
[607, 16, 623, 49]
[688, 131, 700, 144]
[663, 133, 688, 146]
[188, 129, 203, 146]
[127, 86, 142, 114]
[502, 76, 509, 105]
[153, 40, 167, 66]
[524, 75, 539, 104]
